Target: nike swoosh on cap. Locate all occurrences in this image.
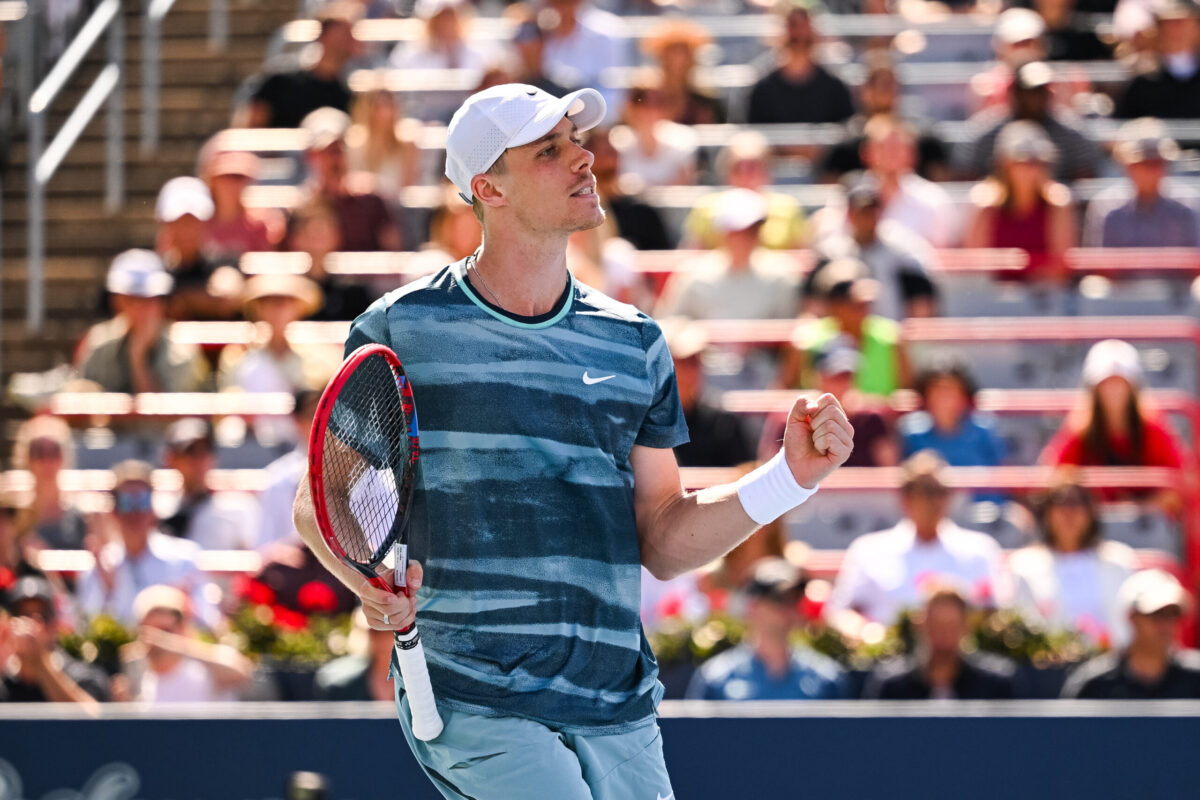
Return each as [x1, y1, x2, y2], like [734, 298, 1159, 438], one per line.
[582, 372, 616, 385]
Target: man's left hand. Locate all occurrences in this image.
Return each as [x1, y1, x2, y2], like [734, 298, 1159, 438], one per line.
[782, 393, 854, 489]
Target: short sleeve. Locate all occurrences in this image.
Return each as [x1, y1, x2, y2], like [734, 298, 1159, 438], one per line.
[343, 297, 394, 359]
[635, 320, 690, 449]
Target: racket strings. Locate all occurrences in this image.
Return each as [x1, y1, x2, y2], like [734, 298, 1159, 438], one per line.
[321, 354, 414, 564]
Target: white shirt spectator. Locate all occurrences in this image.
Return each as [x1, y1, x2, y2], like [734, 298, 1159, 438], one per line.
[610, 121, 698, 189]
[542, 4, 630, 124]
[173, 493, 260, 552]
[1009, 541, 1137, 649]
[255, 448, 307, 551]
[77, 532, 220, 629]
[387, 39, 494, 121]
[816, 174, 958, 249]
[826, 519, 1007, 626]
[655, 251, 798, 321]
[132, 658, 240, 703]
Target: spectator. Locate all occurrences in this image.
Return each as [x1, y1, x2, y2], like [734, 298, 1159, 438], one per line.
[585, 128, 670, 251]
[898, 357, 1007, 500]
[1061, 569, 1200, 698]
[610, 73, 698, 189]
[697, 506, 789, 604]
[825, 451, 1008, 636]
[862, 586, 1016, 700]
[502, 4, 570, 99]
[539, 0, 631, 121]
[298, 107, 402, 252]
[76, 250, 209, 394]
[283, 201, 374, 321]
[681, 131, 807, 251]
[817, 54, 950, 183]
[971, 8, 1049, 113]
[957, 61, 1101, 182]
[0, 492, 43, 590]
[198, 144, 279, 260]
[664, 320, 755, 468]
[686, 558, 845, 701]
[419, 185, 483, 266]
[806, 171, 939, 321]
[388, 0, 494, 122]
[156, 176, 244, 320]
[11, 415, 86, 550]
[115, 585, 252, 703]
[1035, 0, 1111, 60]
[746, 0, 854, 125]
[218, 275, 326, 445]
[77, 460, 220, 630]
[963, 120, 1076, 277]
[236, 2, 359, 128]
[642, 19, 725, 126]
[1040, 339, 1186, 511]
[655, 189, 798, 321]
[346, 89, 422, 199]
[1082, 117, 1200, 248]
[314, 610, 395, 700]
[0, 577, 107, 705]
[256, 391, 320, 553]
[1010, 479, 1137, 648]
[159, 419, 259, 551]
[1114, 0, 1200, 120]
[785, 258, 911, 398]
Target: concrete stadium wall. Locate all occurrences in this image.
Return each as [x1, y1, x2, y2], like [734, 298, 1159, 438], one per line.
[1, 701, 1198, 799]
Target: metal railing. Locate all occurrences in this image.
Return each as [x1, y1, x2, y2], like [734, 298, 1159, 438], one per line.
[142, 0, 229, 152]
[26, 0, 124, 332]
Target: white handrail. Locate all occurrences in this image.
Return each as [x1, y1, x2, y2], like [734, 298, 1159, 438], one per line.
[26, 0, 124, 331]
[142, 0, 229, 152]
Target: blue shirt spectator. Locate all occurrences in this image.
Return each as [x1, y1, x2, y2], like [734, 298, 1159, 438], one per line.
[686, 643, 846, 701]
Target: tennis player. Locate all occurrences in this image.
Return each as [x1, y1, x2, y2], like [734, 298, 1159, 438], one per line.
[294, 84, 854, 799]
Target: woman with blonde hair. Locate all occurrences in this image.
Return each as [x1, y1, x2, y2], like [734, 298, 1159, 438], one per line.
[963, 120, 1076, 278]
[346, 88, 422, 198]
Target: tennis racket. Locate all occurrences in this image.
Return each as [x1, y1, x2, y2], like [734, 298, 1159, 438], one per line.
[309, 343, 443, 741]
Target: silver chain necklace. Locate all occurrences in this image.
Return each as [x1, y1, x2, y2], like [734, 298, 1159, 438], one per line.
[469, 255, 505, 308]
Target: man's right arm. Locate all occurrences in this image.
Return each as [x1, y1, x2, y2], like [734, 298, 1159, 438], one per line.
[292, 474, 420, 632]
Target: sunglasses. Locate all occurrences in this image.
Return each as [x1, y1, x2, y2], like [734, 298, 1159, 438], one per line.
[114, 488, 154, 514]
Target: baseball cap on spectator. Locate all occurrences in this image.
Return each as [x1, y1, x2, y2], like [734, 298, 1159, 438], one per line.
[206, 150, 260, 180]
[133, 584, 190, 624]
[1154, 0, 1199, 20]
[6, 576, 56, 618]
[713, 188, 769, 233]
[1013, 61, 1054, 92]
[106, 249, 174, 298]
[1118, 569, 1190, 616]
[445, 83, 606, 204]
[994, 8, 1046, 45]
[815, 258, 879, 304]
[1081, 339, 1143, 388]
[843, 171, 883, 210]
[813, 344, 861, 376]
[1114, 118, 1180, 164]
[111, 459, 154, 488]
[242, 274, 324, 320]
[743, 557, 804, 603]
[164, 418, 214, 454]
[901, 450, 949, 494]
[995, 120, 1057, 164]
[156, 176, 215, 223]
[303, 107, 353, 151]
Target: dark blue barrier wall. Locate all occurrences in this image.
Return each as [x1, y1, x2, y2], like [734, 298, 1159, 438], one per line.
[2, 701, 1199, 799]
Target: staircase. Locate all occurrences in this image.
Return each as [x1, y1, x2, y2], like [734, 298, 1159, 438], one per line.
[0, 0, 299, 402]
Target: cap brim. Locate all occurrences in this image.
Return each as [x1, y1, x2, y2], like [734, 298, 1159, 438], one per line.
[508, 89, 607, 150]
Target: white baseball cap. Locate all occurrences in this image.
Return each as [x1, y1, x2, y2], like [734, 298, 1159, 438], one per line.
[155, 176, 215, 223]
[106, 249, 174, 298]
[712, 188, 769, 233]
[994, 8, 1045, 45]
[1119, 569, 1190, 616]
[445, 83, 607, 204]
[1081, 339, 1143, 388]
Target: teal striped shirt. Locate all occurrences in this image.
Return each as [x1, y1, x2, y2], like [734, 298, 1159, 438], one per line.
[345, 256, 689, 733]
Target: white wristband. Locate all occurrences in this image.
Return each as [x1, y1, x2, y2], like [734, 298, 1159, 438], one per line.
[735, 449, 819, 525]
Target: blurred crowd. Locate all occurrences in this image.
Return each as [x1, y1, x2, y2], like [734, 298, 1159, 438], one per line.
[5, 0, 1200, 704]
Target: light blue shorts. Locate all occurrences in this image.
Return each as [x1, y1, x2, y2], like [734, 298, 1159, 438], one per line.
[393, 683, 674, 800]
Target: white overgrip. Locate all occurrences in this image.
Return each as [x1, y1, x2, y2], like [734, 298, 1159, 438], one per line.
[394, 626, 444, 741]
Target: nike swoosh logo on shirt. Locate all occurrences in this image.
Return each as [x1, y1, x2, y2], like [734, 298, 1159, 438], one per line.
[657, 793, 675, 800]
[582, 372, 616, 385]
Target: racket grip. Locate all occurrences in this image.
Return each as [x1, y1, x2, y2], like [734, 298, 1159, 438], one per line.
[394, 625, 444, 742]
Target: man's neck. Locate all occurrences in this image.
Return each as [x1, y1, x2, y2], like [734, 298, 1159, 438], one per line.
[781, 48, 814, 79]
[1126, 644, 1171, 684]
[913, 523, 940, 543]
[474, 232, 571, 317]
[753, 636, 791, 678]
[925, 651, 961, 688]
[309, 54, 341, 81]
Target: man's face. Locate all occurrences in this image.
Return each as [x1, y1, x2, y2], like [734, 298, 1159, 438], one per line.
[747, 595, 797, 639]
[847, 202, 881, 242]
[28, 436, 64, 481]
[166, 439, 214, 490]
[901, 480, 950, 531]
[308, 140, 348, 187]
[923, 598, 968, 656]
[1127, 158, 1166, 196]
[860, 70, 898, 115]
[1130, 606, 1181, 654]
[112, 480, 156, 545]
[863, 131, 914, 175]
[784, 9, 815, 49]
[1158, 15, 1200, 54]
[816, 369, 854, 400]
[319, 20, 361, 64]
[114, 295, 166, 332]
[727, 157, 768, 190]
[924, 376, 970, 426]
[161, 213, 207, 255]
[486, 117, 603, 236]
